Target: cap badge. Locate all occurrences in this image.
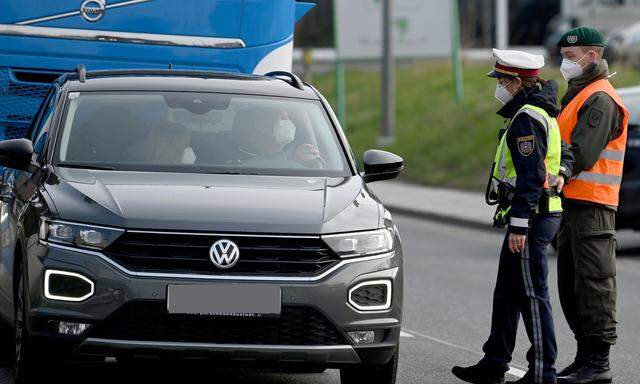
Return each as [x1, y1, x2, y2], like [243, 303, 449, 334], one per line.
[567, 35, 578, 44]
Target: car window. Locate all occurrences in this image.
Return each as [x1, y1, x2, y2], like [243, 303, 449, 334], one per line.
[28, 87, 55, 141]
[30, 89, 57, 159]
[55, 91, 351, 177]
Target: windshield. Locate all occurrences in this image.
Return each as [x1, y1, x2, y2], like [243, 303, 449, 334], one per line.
[55, 91, 351, 177]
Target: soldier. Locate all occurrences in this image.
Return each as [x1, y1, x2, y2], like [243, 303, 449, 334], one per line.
[555, 27, 630, 384]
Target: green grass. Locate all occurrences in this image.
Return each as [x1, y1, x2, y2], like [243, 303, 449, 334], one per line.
[311, 60, 640, 190]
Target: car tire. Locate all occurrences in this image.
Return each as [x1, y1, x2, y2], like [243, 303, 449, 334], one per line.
[13, 273, 46, 384]
[340, 350, 399, 384]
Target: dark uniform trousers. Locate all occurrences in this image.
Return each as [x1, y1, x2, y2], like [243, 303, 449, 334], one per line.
[557, 206, 617, 345]
[481, 215, 561, 384]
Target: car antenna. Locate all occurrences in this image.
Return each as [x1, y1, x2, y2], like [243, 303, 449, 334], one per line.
[76, 64, 86, 83]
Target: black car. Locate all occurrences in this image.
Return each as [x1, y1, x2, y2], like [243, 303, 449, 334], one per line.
[618, 86, 640, 229]
[0, 68, 404, 383]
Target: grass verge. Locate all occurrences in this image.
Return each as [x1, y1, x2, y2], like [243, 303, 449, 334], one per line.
[311, 60, 640, 190]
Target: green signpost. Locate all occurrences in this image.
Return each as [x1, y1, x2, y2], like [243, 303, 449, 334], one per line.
[451, 0, 464, 102]
[333, 1, 347, 127]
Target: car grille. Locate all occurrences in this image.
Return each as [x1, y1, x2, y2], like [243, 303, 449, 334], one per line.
[89, 301, 348, 346]
[0, 68, 53, 128]
[104, 232, 340, 277]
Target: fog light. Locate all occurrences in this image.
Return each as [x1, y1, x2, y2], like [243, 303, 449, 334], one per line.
[44, 270, 95, 302]
[347, 330, 376, 345]
[348, 280, 392, 312]
[58, 321, 91, 336]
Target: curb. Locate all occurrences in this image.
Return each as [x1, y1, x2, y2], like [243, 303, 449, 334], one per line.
[384, 204, 497, 233]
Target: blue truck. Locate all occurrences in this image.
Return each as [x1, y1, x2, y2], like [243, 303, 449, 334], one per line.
[0, 0, 314, 140]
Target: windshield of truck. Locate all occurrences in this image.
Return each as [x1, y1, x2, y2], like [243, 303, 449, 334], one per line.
[55, 91, 351, 177]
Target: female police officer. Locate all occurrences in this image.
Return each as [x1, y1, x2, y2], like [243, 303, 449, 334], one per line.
[452, 49, 573, 384]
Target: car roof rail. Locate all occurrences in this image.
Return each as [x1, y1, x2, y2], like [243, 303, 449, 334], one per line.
[265, 71, 304, 90]
[53, 68, 262, 84]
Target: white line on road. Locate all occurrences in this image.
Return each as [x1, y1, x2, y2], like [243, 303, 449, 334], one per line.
[400, 330, 414, 338]
[507, 366, 527, 378]
[402, 327, 526, 378]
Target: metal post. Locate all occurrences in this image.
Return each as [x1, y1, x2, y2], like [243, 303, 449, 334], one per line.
[333, 0, 347, 127]
[335, 59, 347, 126]
[451, 0, 463, 102]
[379, 0, 395, 145]
[496, 0, 508, 50]
[482, 0, 492, 47]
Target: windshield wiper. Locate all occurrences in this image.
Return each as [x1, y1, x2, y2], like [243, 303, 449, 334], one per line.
[57, 163, 117, 171]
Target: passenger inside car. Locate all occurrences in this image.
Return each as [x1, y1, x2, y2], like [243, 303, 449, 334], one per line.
[144, 122, 195, 164]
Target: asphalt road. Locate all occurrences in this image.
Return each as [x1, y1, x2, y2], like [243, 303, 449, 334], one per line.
[1, 214, 639, 383]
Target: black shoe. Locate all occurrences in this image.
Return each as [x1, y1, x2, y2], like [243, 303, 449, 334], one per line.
[556, 364, 612, 384]
[557, 342, 612, 384]
[558, 337, 590, 377]
[558, 359, 587, 378]
[452, 364, 505, 384]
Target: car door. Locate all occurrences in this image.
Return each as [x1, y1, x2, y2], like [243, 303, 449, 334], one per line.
[0, 86, 56, 321]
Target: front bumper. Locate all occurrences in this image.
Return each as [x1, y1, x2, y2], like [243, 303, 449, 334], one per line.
[25, 240, 403, 366]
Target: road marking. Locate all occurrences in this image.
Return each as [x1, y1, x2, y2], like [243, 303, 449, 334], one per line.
[402, 327, 527, 377]
[400, 330, 414, 338]
[507, 366, 527, 378]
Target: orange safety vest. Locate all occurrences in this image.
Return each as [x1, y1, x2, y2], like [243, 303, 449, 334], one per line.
[558, 79, 629, 207]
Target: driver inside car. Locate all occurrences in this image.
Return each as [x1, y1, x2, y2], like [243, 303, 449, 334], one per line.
[238, 109, 322, 168]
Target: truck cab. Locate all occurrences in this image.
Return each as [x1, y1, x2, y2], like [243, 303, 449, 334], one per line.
[0, 0, 314, 141]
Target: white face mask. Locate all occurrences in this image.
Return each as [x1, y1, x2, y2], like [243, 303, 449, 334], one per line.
[494, 83, 514, 105]
[560, 53, 588, 80]
[273, 119, 296, 146]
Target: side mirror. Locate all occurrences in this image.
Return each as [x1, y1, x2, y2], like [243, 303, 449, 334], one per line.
[362, 149, 404, 183]
[0, 139, 36, 172]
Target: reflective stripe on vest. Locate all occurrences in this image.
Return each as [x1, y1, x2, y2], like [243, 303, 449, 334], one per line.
[557, 79, 629, 207]
[491, 104, 563, 213]
[575, 172, 622, 185]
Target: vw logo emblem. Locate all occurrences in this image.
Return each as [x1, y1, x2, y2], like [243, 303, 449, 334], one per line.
[209, 239, 240, 269]
[81, 0, 106, 22]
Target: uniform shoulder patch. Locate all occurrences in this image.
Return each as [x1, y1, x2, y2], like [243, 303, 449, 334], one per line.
[588, 108, 603, 127]
[517, 135, 535, 157]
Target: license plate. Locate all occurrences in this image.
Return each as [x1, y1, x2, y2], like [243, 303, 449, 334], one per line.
[167, 284, 281, 317]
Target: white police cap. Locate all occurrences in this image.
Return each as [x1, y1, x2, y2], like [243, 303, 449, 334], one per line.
[488, 48, 545, 78]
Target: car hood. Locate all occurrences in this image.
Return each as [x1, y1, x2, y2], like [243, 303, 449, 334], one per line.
[43, 168, 383, 234]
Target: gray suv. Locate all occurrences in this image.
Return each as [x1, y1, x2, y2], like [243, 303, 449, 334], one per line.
[0, 68, 404, 383]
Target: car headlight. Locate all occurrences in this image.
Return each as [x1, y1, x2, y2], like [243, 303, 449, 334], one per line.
[39, 219, 124, 250]
[322, 229, 394, 258]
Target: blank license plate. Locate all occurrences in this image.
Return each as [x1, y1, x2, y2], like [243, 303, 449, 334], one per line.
[167, 284, 281, 317]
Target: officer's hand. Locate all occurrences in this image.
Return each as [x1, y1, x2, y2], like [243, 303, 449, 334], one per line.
[556, 176, 565, 193]
[508, 233, 526, 254]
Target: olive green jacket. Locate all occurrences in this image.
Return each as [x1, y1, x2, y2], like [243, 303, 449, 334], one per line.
[560, 60, 623, 210]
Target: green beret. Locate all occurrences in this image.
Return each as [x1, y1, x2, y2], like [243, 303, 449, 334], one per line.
[557, 26, 606, 48]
